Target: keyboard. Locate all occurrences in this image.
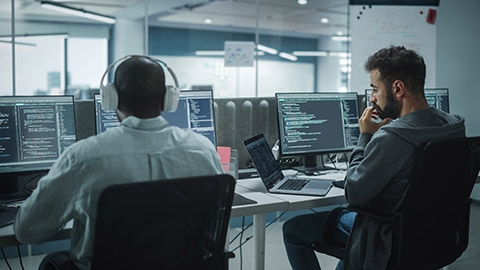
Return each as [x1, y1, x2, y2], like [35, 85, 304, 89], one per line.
[279, 178, 309, 191]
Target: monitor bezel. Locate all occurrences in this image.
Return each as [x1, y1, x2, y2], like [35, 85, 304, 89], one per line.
[0, 94, 77, 175]
[275, 91, 360, 158]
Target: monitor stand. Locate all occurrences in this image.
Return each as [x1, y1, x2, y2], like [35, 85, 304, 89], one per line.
[291, 155, 335, 175]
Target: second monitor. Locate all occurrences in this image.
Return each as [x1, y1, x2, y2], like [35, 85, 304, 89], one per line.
[276, 92, 360, 174]
[365, 88, 450, 113]
[94, 90, 216, 146]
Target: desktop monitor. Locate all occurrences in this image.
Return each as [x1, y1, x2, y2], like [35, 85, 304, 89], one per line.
[364, 88, 450, 113]
[0, 95, 77, 195]
[276, 92, 360, 173]
[94, 90, 216, 146]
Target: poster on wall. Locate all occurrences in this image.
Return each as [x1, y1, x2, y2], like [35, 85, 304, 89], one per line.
[350, 5, 437, 93]
[224, 41, 255, 67]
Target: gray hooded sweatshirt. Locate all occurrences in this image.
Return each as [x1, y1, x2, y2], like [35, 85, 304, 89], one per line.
[344, 107, 465, 270]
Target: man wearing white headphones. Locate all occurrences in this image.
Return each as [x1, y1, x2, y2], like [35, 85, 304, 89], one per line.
[14, 56, 223, 270]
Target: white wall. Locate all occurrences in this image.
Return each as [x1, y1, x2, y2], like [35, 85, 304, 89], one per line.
[436, 0, 480, 199]
[436, 0, 480, 137]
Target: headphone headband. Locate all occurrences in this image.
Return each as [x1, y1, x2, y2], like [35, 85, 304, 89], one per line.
[99, 55, 180, 112]
[99, 55, 179, 90]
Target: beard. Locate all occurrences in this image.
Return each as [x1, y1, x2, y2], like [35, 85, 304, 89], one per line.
[374, 90, 401, 119]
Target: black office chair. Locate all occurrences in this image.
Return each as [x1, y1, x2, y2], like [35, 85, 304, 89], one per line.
[314, 136, 480, 270]
[41, 174, 236, 270]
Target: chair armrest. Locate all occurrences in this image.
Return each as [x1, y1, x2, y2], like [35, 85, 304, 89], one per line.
[345, 205, 401, 222]
[43, 252, 80, 270]
[225, 249, 235, 259]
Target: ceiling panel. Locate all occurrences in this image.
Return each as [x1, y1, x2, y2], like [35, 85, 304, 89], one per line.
[0, 0, 349, 37]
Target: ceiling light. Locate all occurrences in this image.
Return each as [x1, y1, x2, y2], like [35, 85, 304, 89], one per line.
[329, 52, 351, 57]
[320, 17, 329, 24]
[339, 58, 351, 65]
[257, 44, 278, 55]
[195, 50, 265, 56]
[204, 17, 213, 24]
[40, 1, 116, 24]
[331, 35, 351, 41]
[297, 0, 308, 5]
[279, 52, 298, 61]
[292, 51, 328, 57]
[336, 31, 344, 36]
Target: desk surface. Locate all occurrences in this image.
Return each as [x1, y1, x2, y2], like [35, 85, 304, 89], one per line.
[236, 170, 347, 211]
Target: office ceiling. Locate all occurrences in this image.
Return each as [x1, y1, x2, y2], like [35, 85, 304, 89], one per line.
[1, 0, 349, 37]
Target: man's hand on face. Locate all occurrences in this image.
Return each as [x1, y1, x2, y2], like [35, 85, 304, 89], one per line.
[359, 106, 392, 134]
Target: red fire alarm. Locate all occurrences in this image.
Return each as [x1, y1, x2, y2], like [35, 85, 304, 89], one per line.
[427, 9, 437, 24]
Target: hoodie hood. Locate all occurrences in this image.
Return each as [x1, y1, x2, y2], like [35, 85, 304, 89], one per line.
[381, 107, 465, 148]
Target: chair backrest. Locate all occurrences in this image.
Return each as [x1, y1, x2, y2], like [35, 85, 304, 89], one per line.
[392, 136, 480, 269]
[89, 174, 235, 270]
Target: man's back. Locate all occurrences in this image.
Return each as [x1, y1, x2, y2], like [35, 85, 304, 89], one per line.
[344, 107, 465, 269]
[14, 115, 223, 270]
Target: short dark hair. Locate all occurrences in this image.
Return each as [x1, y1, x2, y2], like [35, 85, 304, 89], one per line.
[364, 46, 426, 96]
[114, 56, 166, 117]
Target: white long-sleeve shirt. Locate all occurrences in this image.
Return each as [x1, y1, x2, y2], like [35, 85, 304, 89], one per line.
[14, 115, 223, 270]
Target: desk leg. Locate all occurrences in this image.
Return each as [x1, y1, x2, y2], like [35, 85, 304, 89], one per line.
[253, 213, 266, 270]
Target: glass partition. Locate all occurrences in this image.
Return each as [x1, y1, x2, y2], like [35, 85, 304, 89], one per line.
[1, 0, 350, 98]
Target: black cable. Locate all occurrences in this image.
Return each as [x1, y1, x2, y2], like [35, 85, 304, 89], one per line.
[231, 211, 288, 253]
[239, 216, 245, 270]
[231, 236, 253, 253]
[16, 245, 25, 270]
[229, 222, 253, 244]
[265, 211, 287, 228]
[310, 208, 319, 213]
[0, 248, 13, 270]
[327, 154, 338, 170]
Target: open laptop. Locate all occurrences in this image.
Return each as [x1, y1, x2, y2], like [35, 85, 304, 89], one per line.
[243, 134, 333, 196]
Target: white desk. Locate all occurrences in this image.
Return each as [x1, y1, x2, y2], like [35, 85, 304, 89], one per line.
[236, 170, 347, 270]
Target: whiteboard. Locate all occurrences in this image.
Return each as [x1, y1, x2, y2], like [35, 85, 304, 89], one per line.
[350, 5, 437, 93]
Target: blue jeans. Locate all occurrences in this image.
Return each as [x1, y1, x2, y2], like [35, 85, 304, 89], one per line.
[283, 210, 357, 270]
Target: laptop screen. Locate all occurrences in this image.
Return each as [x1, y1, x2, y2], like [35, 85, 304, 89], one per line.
[243, 134, 283, 189]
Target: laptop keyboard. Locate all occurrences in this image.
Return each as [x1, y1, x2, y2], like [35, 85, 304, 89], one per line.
[279, 178, 310, 191]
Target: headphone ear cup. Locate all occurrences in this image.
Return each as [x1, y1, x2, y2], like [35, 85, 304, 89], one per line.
[163, 86, 180, 112]
[101, 83, 118, 111]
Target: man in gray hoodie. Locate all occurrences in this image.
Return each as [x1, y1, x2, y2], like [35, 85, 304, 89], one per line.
[283, 46, 465, 270]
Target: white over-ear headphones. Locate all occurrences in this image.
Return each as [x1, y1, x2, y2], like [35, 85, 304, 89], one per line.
[99, 55, 180, 112]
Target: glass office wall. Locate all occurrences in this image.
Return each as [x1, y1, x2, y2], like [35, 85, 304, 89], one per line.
[2, 0, 350, 98]
[0, 1, 12, 96]
[67, 37, 108, 99]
